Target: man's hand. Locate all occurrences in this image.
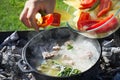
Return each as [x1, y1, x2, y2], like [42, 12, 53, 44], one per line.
[19, 0, 56, 31]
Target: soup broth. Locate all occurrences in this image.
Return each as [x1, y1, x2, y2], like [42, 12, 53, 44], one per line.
[37, 37, 99, 77]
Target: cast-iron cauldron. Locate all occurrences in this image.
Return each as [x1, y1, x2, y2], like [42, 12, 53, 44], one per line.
[18, 27, 102, 80]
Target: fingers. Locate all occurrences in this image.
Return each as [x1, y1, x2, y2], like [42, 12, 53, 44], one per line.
[19, 1, 32, 28]
[45, 0, 56, 14]
[27, 6, 39, 31]
[19, 6, 32, 28]
[19, 1, 39, 31]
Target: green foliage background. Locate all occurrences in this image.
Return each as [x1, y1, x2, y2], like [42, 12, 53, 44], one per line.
[0, 0, 27, 31]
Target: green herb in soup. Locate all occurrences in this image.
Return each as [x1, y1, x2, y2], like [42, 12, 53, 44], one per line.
[67, 44, 73, 50]
[37, 60, 80, 77]
[58, 67, 80, 77]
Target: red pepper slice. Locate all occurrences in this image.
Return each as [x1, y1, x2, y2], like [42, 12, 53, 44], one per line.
[50, 13, 61, 26]
[79, 12, 91, 21]
[38, 13, 61, 28]
[95, 17, 118, 33]
[80, 0, 97, 9]
[39, 14, 54, 28]
[77, 11, 99, 31]
[77, 20, 99, 31]
[97, 0, 112, 17]
[87, 14, 113, 30]
[86, 14, 118, 33]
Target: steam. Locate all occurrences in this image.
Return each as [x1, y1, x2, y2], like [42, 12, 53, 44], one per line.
[25, 28, 101, 69]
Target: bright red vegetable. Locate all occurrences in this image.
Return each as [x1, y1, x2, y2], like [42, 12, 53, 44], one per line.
[95, 16, 118, 33]
[77, 20, 99, 31]
[86, 14, 118, 33]
[50, 13, 61, 26]
[80, 0, 97, 9]
[87, 14, 113, 30]
[77, 12, 99, 31]
[97, 0, 112, 17]
[37, 13, 61, 28]
[38, 14, 54, 28]
[79, 12, 91, 21]
[76, 0, 118, 34]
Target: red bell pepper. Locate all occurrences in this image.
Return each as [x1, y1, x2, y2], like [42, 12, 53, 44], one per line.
[86, 14, 118, 33]
[97, 0, 112, 17]
[77, 20, 99, 31]
[95, 16, 118, 33]
[77, 11, 99, 31]
[80, 0, 97, 9]
[38, 13, 61, 28]
[79, 12, 91, 21]
[87, 14, 113, 30]
[38, 14, 54, 28]
[50, 13, 61, 26]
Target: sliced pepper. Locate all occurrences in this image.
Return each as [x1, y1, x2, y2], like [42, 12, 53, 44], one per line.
[97, 0, 112, 17]
[39, 14, 54, 28]
[89, 0, 100, 11]
[36, 13, 61, 28]
[79, 12, 91, 21]
[77, 20, 99, 31]
[95, 16, 118, 33]
[80, 0, 96, 6]
[87, 14, 113, 30]
[80, 0, 97, 9]
[86, 14, 118, 33]
[77, 11, 99, 31]
[50, 13, 61, 26]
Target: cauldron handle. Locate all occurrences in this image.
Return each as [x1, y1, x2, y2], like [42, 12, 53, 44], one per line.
[18, 59, 34, 73]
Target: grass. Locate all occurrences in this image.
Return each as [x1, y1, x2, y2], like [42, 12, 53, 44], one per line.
[0, 0, 28, 31]
[0, 0, 69, 31]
